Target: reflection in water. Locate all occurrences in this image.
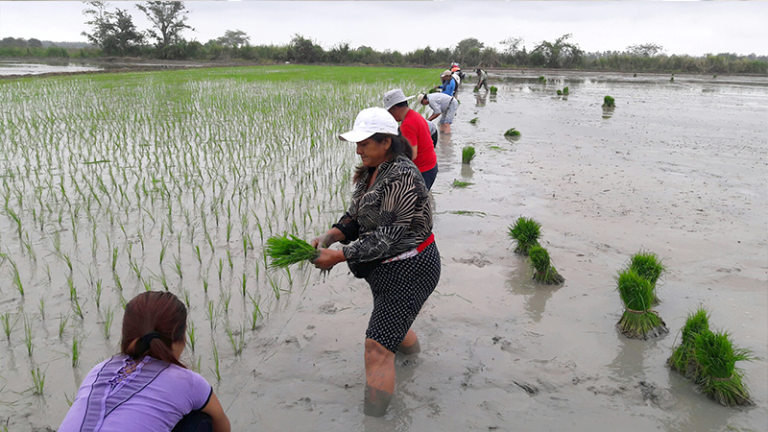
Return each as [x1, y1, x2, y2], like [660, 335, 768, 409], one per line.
[602, 106, 615, 119]
[489, 94, 497, 103]
[474, 94, 487, 107]
[505, 267, 560, 322]
[460, 164, 474, 179]
[606, 334, 647, 382]
[658, 372, 737, 432]
[435, 133, 455, 166]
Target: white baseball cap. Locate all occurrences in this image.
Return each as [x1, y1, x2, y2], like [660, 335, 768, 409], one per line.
[339, 107, 399, 143]
[382, 89, 414, 110]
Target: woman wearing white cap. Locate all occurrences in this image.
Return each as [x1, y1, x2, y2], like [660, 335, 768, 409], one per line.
[310, 108, 440, 417]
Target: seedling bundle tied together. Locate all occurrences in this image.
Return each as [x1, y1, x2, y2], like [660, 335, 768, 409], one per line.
[265, 234, 319, 269]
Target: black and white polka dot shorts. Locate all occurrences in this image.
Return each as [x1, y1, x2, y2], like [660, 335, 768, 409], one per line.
[364, 242, 441, 353]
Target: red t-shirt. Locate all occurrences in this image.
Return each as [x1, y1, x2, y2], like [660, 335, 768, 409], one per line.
[401, 109, 437, 173]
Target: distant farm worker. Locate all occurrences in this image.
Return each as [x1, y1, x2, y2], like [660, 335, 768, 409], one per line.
[383, 88, 438, 190]
[310, 107, 440, 417]
[475, 68, 489, 91]
[417, 92, 459, 134]
[58, 291, 231, 432]
[436, 70, 456, 96]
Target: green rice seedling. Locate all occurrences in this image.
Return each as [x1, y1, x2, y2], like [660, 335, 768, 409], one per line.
[615, 269, 668, 339]
[694, 330, 753, 406]
[38, 298, 45, 320]
[206, 300, 217, 329]
[194, 245, 202, 264]
[1, 312, 16, 341]
[603, 95, 615, 107]
[469, 117, 478, 124]
[633, 73, 637, 77]
[225, 321, 245, 356]
[268, 274, 281, 300]
[563, 86, 569, 95]
[30, 367, 46, 396]
[528, 246, 564, 285]
[490, 86, 498, 94]
[95, 279, 103, 309]
[72, 293, 85, 319]
[103, 306, 114, 339]
[507, 217, 541, 255]
[452, 179, 473, 188]
[668, 308, 710, 379]
[250, 295, 263, 331]
[227, 249, 233, 269]
[159, 243, 167, 265]
[628, 250, 666, 303]
[557, 90, 563, 96]
[670, 76, 674, 82]
[113, 273, 123, 292]
[240, 273, 248, 296]
[265, 234, 319, 269]
[11, 264, 24, 297]
[187, 320, 196, 352]
[71, 334, 80, 367]
[211, 339, 221, 381]
[58, 313, 69, 339]
[173, 255, 183, 279]
[22, 313, 33, 356]
[504, 128, 521, 137]
[65, 392, 76, 407]
[462, 146, 475, 164]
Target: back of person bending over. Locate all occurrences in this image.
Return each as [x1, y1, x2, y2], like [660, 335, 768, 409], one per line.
[383, 88, 438, 190]
[58, 291, 231, 432]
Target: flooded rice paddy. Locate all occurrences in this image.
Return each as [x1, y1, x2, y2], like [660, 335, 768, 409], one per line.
[0, 67, 766, 431]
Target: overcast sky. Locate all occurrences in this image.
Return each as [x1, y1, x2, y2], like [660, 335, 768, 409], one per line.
[1, 1, 766, 56]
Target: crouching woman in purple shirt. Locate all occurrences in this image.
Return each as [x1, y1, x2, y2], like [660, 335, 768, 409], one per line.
[59, 291, 231, 432]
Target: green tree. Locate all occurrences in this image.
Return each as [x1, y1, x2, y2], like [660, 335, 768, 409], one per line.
[136, 1, 192, 57]
[27, 38, 43, 48]
[81, 1, 114, 50]
[105, 8, 144, 56]
[215, 30, 250, 49]
[287, 34, 323, 63]
[626, 43, 664, 57]
[454, 38, 484, 64]
[532, 33, 583, 68]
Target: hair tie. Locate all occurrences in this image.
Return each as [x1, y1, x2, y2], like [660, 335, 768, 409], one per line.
[132, 331, 165, 358]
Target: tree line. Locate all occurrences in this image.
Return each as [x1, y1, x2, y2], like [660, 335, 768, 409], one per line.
[2, 1, 766, 75]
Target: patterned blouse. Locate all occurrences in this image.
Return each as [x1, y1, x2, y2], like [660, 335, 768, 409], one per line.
[333, 155, 433, 264]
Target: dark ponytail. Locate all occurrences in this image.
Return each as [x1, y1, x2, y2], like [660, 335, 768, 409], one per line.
[121, 291, 187, 368]
[353, 133, 413, 182]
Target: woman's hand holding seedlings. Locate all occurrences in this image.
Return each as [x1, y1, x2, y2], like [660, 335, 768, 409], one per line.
[312, 249, 346, 270]
[310, 228, 345, 249]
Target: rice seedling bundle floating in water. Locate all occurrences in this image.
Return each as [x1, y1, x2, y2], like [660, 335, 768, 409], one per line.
[490, 86, 498, 94]
[508, 217, 541, 255]
[504, 128, 521, 137]
[469, 117, 478, 124]
[668, 308, 710, 379]
[603, 96, 615, 107]
[628, 250, 666, 303]
[462, 146, 475, 164]
[528, 246, 564, 285]
[265, 234, 319, 269]
[452, 179, 473, 188]
[693, 330, 753, 406]
[615, 269, 668, 339]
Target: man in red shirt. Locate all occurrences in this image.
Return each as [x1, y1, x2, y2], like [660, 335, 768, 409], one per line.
[383, 89, 438, 190]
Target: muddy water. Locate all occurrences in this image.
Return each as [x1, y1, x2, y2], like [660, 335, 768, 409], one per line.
[220, 72, 768, 431]
[0, 60, 103, 76]
[3, 70, 766, 431]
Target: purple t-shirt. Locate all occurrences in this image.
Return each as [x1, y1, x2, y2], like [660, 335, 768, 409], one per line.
[59, 355, 212, 432]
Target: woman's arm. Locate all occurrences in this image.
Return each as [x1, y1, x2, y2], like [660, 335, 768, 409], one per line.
[201, 391, 231, 432]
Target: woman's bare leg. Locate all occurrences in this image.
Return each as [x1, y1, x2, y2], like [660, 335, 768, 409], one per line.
[364, 338, 395, 417]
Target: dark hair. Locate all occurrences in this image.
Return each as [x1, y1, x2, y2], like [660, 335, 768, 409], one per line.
[121, 291, 187, 368]
[393, 100, 409, 109]
[353, 133, 413, 182]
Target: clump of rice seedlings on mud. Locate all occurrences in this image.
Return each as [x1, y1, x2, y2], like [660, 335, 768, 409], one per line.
[528, 246, 564, 284]
[615, 269, 668, 339]
[538, 76, 547, 83]
[265, 234, 319, 269]
[469, 117, 478, 124]
[694, 330, 753, 406]
[507, 217, 541, 255]
[668, 307, 710, 379]
[452, 179, 473, 188]
[490, 86, 498, 94]
[603, 96, 615, 107]
[462, 146, 476, 164]
[563, 86, 569, 95]
[628, 251, 666, 303]
[504, 128, 521, 138]
[557, 90, 563, 96]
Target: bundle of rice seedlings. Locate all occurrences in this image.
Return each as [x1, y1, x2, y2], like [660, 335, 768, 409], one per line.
[563, 86, 569, 95]
[528, 246, 564, 285]
[504, 128, 521, 137]
[490, 86, 498, 94]
[615, 269, 668, 339]
[469, 117, 478, 124]
[462, 146, 475, 164]
[538, 76, 547, 83]
[556, 90, 563, 96]
[668, 308, 710, 379]
[265, 234, 319, 269]
[603, 96, 615, 107]
[452, 179, 473, 188]
[507, 217, 541, 255]
[628, 250, 666, 303]
[694, 330, 753, 406]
